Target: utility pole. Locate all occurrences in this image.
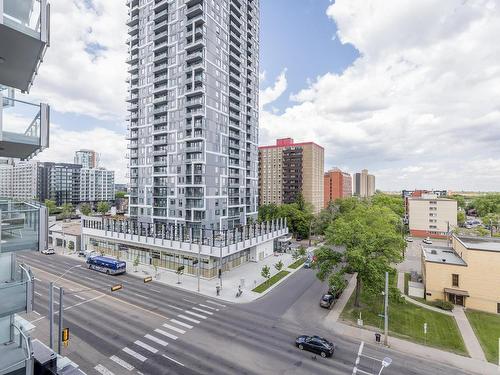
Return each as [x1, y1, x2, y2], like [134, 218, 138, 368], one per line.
[49, 282, 54, 349]
[384, 271, 389, 346]
[57, 286, 63, 354]
[197, 228, 201, 292]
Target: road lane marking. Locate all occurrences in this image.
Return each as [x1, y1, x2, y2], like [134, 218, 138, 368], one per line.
[192, 307, 213, 315]
[167, 304, 184, 311]
[205, 300, 226, 307]
[30, 316, 45, 324]
[82, 276, 93, 281]
[162, 323, 186, 334]
[110, 355, 134, 371]
[64, 295, 104, 311]
[133, 293, 149, 300]
[182, 298, 196, 303]
[183, 310, 207, 319]
[122, 347, 147, 362]
[150, 288, 162, 293]
[94, 364, 114, 375]
[34, 291, 42, 297]
[134, 340, 158, 354]
[144, 334, 168, 347]
[154, 328, 178, 340]
[352, 341, 365, 375]
[198, 303, 218, 311]
[161, 354, 185, 367]
[170, 319, 193, 329]
[33, 311, 41, 316]
[74, 295, 86, 300]
[177, 314, 200, 324]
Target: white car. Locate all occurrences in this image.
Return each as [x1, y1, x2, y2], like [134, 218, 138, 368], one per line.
[422, 238, 433, 245]
[41, 248, 55, 255]
[405, 237, 414, 242]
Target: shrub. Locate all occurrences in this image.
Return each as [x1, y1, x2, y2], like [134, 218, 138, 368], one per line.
[433, 300, 454, 311]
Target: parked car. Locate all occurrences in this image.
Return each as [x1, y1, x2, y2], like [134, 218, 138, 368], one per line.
[41, 248, 55, 255]
[319, 294, 335, 309]
[295, 335, 335, 358]
[327, 288, 344, 300]
[405, 237, 414, 242]
[303, 259, 312, 269]
[423, 237, 433, 244]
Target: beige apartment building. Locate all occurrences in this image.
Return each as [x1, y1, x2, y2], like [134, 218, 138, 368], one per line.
[421, 234, 500, 314]
[408, 194, 457, 238]
[353, 169, 375, 197]
[259, 138, 324, 213]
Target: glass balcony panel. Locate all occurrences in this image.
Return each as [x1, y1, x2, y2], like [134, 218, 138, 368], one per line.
[0, 200, 41, 253]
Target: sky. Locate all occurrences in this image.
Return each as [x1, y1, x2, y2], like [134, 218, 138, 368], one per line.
[27, 0, 500, 191]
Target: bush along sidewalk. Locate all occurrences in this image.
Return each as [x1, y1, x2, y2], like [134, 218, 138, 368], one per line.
[252, 269, 290, 293]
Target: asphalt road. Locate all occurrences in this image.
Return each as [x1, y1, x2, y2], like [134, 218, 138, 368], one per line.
[18, 251, 475, 375]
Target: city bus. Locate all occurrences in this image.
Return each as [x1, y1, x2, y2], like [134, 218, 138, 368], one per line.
[86, 256, 126, 275]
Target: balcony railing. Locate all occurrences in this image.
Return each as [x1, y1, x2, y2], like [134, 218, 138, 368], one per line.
[0, 320, 33, 375]
[0, 93, 50, 159]
[0, 0, 50, 91]
[0, 256, 33, 318]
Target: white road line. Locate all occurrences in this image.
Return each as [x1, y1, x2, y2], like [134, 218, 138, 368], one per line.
[82, 276, 93, 281]
[30, 316, 45, 324]
[170, 319, 193, 329]
[122, 347, 147, 362]
[162, 323, 186, 334]
[167, 304, 184, 311]
[199, 303, 219, 311]
[134, 340, 158, 354]
[64, 295, 104, 311]
[161, 354, 185, 367]
[34, 291, 42, 297]
[110, 355, 134, 371]
[54, 300, 59, 305]
[69, 288, 76, 292]
[205, 300, 226, 307]
[184, 310, 208, 319]
[73, 294, 86, 301]
[150, 288, 162, 293]
[94, 364, 114, 375]
[154, 328, 178, 340]
[352, 341, 365, 375]
[182, 298, 196, 303]
[144, 334, 168, 347]
[177, 314, 200, 324]
[192, 307, 213, 315]
[133, 293, 149, 300]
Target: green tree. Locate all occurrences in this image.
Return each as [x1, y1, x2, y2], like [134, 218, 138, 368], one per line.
[447, 195, 466, 210]
[44, 199, 57, 215]
[258, 203, 279, 222]
[314, 201, 339, 235]
[315, 204, 404, 307]
[115, 191, 126, 199]
[371, 193, 404, 217]
[457, 211, 466, 226]
[61, 203, 74, 220]
[97, 201, 111, 216]
[133, 256, 139, 272]
[470, 194, 500, 216]
[67, 241, 75, 251]
[274, 260, 284, 272]
[261, 265, 271, 285]
[80, 203, 92, 216]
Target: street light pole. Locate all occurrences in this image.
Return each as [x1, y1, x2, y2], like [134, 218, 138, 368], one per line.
[57, 286, 63, 354]
[383, 271, 389, 346]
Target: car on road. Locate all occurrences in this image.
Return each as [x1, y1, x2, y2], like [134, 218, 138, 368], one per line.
[303, 259, 312, 268]
[422, 237, 433, 244]
[295, 335, 335, 358]
[319, 294, 335, 309]
[41, 248, 55, 255]
[405, 237, 413, 242]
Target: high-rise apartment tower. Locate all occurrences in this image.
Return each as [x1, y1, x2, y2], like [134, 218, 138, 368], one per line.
[126, 0, 260, 230]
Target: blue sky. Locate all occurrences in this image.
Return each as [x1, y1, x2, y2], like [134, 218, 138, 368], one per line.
[260, 0, 358, 112]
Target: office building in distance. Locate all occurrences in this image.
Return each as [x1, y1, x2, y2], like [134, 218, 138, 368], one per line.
[324, 168, 352, 207]
[74, 149, 100, 169]
[353, 169, 375, 198]
[259, 138, 324, 213]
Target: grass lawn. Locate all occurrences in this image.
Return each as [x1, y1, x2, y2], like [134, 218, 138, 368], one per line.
[466, 309, 500, 363]
[288, 258, 305, 269]
[340, 286, 467, 355]
[252, 270, 290, 293]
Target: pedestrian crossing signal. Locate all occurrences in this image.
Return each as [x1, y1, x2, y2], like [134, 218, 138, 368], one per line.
[62, 328, 70, 343]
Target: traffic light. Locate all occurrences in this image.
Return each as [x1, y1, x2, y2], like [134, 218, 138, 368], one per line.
[111, 284, 123, 292]
[143, 276, 153, 283]
[62, 328, 70, 342]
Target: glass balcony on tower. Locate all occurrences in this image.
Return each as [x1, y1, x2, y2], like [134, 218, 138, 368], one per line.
[0, 0, 50, 92]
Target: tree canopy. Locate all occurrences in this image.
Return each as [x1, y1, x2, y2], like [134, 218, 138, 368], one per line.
[97, 201, 111, 216]
[468, 194, 500, 217]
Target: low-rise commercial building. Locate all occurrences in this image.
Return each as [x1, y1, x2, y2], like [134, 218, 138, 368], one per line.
[324, 168, 352, 207]
[421, 234, 500, 314]
[408, 194, 457, 238]
[48, 220, 81, 253]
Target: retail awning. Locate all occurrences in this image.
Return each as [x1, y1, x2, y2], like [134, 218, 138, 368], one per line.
[444, 288, 470, 297]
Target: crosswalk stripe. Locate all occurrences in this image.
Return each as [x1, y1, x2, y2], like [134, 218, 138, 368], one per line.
[167, 304, 184, 311]
[74, 295, 86, 301]
[154, 328, 178, 340]
[205, 300, 226, 307]
[184, 310, 208, 319]
[177, 314, 200, 324]
[199, 303, 219, 311]
[122, 347, 147, 362]
[134, 340, 158, 354]
[34, 291, 42, 297]
[162, 354, 185, 367]
[192, 307, 213, 315]
[110, 355, 134, 371]
[94, 364, 114, 375]
[170, 319, 193, 329]
[144, 334, 168, 347]
[162, 323, 186, 334]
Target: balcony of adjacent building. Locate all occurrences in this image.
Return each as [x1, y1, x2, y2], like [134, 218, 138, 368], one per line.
[186, 3, 203, 20]
[0, 200, 47, 253]
[0, 0, 50, 92]
[185, 49, 204, 65]
[0, 314, 34, 375]
[0, 91, 49, 159]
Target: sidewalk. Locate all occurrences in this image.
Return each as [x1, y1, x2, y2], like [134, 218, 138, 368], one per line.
[453, 307, 487, 362]
[57, 245, 318, 303]
[325, 271, 497, 375]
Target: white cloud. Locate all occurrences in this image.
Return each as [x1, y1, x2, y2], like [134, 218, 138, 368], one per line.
[260, 0, 500, 191]
[35, 123, 128, 183]
[30, 0, 129, 120]
[259, 69, 288, 109]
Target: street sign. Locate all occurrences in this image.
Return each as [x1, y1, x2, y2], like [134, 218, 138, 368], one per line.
[144, 276, 153, 283]
[111, 284, 123, 292]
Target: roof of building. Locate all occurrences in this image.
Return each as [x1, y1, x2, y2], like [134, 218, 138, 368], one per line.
[258, 138, 324, 150]
[455, 235, 500, 253]
[421, 245, 467, 266]
[408, 196, 455, 201]
[49, 221, 81, 236]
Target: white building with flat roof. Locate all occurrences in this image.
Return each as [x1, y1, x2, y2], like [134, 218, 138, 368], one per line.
[409, 194, 457, 238]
